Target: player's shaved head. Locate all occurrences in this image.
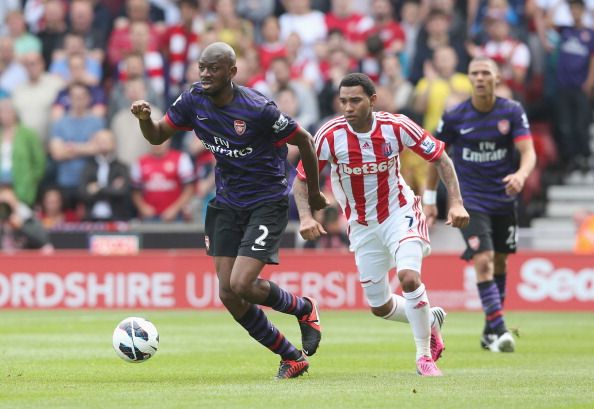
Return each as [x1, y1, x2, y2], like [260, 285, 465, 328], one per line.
[469, 56, 499, 74]
[201, 42, 236, 67]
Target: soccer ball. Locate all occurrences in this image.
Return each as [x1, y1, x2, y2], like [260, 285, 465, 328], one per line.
[112, 317, 159, 363]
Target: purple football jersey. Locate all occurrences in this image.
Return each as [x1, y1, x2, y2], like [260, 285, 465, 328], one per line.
[165, 83, 299, 207]
[435, 97, 532, 214]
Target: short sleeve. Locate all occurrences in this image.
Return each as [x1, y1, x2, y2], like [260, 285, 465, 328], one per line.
[260, 101, 299, 146]
[165, 90, 194, 131]
[511, 102, 531, 141]
[398, 115, 445, 162]
[434, 111, 458, 144]
[177, 152, 197, 184]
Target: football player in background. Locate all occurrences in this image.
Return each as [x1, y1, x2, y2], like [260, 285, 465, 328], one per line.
[425, 57, 536, 352]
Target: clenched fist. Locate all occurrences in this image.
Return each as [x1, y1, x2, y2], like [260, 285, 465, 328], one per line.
[130, 100, 152, 121]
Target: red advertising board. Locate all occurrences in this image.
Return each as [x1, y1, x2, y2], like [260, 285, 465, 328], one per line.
[0, 250, 592, 310]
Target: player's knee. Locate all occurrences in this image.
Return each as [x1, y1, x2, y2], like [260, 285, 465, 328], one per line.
[370, 303, 391, 317]
[229, 277, 252, 298]
[473, 251, 494, 279]
[398, 269, 421, 293]
[218, 285, 238, 306]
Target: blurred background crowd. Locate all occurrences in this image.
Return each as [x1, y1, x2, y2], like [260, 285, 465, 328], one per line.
[0, 0, 593, 252]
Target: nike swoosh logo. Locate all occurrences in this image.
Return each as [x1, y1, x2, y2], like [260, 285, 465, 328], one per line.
[196, 115, 208, 121]
[251, 246, 266, 251]
[460, 127, 474, 135]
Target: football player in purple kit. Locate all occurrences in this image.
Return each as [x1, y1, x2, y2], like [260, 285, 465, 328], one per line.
[424, 57, 536, 353]
[131, 42, 328, 379]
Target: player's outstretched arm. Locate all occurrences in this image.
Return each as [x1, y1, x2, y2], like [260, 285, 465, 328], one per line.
[433, 151, 470, 229]
[288, 128, 329, 211]
[130, 100, 176, 145]
[292, 178, 327, 241]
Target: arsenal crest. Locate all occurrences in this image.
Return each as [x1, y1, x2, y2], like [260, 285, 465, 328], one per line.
[497, 119, 510, 135]
[234, 120, 246, 135]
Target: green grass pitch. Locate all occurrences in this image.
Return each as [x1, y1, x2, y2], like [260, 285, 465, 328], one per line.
[1, 310, 593, 409]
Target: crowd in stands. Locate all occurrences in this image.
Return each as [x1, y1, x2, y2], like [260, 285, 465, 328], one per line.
[0, 0, 593, 251]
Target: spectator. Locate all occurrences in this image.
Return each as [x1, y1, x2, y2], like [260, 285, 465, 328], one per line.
[50, 33, 102, 85]
[0, 36, 28, 94]
[236, 0, 275, 40]
[0, 1, 20, 36]
[400, 0, 424, 77]
[279, 0, 328, 60]
[318, 47, 353, 119]
[211, 0, 255, 57]
[161, 0, 200, 100]
[468, 12, 531, 101]
[0, 185, 53, 252]
[413, 45, 472, 133]
[79, 130, 132, 221]
[111, 77, 162, 167]
[108, 52, 164, 123]
[410, 8, 469, 84]
[118, 21, 165, 97]
[130, 139, 195, 222]
[48, 82, 104, 209]
[68, 0, 110, 64]
[324, 0, 373, 45]
[378, 53, 414, 114]
[553, 0, 594, 175]
[36, 0, 69, 68]
[257, 16, 287, 72]
[107, 0, 164, 69]
[0, 98, 46, 207]
[38, 186, 79, 229]
[267, 56, 320, 130]
[51, 52, 107, 120]
[12, 51, 64, 144]
[360, 0, 406, 57]
[5, 9, 42, 57]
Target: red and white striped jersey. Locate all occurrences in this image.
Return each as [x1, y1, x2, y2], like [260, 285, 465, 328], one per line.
[297, 112, 444, 225]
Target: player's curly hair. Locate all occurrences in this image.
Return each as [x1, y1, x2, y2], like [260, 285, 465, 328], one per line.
[339, 73, 376, 97]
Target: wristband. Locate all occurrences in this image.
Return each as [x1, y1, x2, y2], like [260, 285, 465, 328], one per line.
[422, 190, 437, 205]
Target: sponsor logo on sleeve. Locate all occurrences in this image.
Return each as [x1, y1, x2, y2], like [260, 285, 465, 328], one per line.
[272, 114, 289, 133]
[420, 137, 436, 155]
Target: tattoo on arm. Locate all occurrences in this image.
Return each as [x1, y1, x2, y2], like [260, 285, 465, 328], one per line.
[435, 154, 463, 203]
[293, 179, 313, 218]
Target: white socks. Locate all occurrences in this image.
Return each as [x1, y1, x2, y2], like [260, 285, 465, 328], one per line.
[381, 294, 408, 322]
[403, 283, 431, 360]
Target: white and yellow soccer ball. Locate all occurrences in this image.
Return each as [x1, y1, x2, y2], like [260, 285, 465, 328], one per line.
[112, 317, 159, 363]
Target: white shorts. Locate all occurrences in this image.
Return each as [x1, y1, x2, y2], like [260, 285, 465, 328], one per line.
[349, 196, 431, 286]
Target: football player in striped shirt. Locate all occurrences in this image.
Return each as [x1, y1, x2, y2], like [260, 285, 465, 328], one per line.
[293, 73, 469, 376]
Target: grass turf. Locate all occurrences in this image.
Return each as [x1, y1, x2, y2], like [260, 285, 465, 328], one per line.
[0, 310, 592, 409]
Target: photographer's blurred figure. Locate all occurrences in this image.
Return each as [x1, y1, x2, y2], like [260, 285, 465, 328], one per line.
[0, 185, 53, 253]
